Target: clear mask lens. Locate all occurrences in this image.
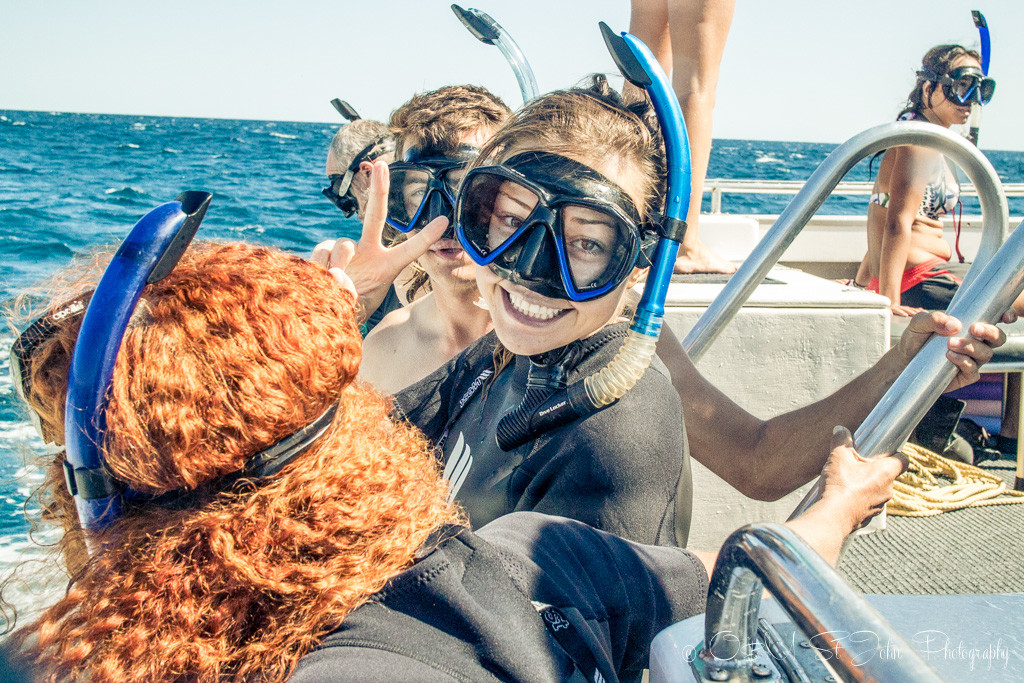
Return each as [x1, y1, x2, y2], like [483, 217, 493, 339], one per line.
[459, 172, 636, 295]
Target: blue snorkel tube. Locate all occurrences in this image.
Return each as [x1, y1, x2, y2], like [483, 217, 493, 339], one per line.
[63, 191, 211, 540]
[451, 4, 539, 103]
[967, 10, 990, 146]
[495, 23, 690, 451]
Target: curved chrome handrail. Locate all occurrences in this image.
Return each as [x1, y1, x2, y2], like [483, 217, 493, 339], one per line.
[682, 121, 1009, 362]
[790, 215, 1024, 517]
[699, 523, 941, 682]
[451, 5, 539, 103]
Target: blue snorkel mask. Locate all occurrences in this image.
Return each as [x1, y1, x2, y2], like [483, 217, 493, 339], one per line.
[455, 151, 657, 302]
[492, 22, 691, 451]
[386, 144, 479, 234]
[62, 193, 339, 547]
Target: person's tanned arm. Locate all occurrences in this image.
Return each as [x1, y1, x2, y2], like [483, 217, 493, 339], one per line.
[660, 310, 1008, 500]
[689, 426, 905, 576]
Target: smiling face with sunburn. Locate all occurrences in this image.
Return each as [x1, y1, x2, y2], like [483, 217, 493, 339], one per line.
[474, 148, 649, 356]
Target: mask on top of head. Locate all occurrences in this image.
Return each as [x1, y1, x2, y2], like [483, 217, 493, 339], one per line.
[455, 151, 656, 302]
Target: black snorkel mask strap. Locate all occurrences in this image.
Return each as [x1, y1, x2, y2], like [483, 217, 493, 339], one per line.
[132, 401, 341, 510]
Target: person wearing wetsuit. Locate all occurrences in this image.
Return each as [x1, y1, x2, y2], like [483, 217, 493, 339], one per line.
[391, 80, 693, 547]
[5, 235, 901, 683]
[396, 321, 690, 547]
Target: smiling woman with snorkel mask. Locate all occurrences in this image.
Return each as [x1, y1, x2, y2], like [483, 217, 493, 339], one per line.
[393, 75, 693, 547]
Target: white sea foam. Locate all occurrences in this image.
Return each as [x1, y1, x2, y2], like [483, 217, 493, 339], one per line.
[269, 132, 297, 140]
[755, 152, 782, 164]
[0, 529, 69, 630]
[104, 186, 145, 195]
[0, 421, 42, 447]
[132, 122, 146, 131]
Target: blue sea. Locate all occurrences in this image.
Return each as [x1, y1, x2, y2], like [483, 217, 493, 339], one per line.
[2, 109, 1024, 606]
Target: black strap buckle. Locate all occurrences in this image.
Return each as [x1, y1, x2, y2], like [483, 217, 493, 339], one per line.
[657, 214, 688, 242]
[62, 459, 121, 500]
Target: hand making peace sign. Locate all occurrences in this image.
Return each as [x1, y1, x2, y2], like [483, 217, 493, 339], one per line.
[311, 159, 449, 322]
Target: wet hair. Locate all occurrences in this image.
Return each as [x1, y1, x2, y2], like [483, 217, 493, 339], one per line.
[389, 84, 510, 158]
[475, 74, 666, 222]
[3, 242, 461, 682]
[326, 118, 391, 174]
[899, 44, 982, 120]
[387, 85, 512, 301]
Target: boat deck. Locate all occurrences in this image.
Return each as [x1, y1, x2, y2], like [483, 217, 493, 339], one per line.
[839, 458, 1024, 594]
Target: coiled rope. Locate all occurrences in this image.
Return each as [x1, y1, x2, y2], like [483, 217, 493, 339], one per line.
[888, 442, 1024, 517]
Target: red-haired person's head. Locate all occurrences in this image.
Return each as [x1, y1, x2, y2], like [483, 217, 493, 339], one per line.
[4, 242, 460, 682]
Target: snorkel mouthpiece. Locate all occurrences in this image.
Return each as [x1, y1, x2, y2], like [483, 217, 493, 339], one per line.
[450, 4, 539, 103]
[496, 24, 692, 450]
[64, 192, 211, 540]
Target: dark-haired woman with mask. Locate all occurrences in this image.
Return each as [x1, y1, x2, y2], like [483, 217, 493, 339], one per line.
[855, 44, 1006, 316]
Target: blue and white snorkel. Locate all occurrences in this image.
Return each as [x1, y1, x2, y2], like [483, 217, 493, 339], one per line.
[63, 191, 211, 537]
[495, 23, 690, 450]
[451, 4, 539, 104]
[967, 10, 991, 146]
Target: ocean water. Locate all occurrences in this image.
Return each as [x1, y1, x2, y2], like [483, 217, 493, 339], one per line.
[2, 109, 1024, 610]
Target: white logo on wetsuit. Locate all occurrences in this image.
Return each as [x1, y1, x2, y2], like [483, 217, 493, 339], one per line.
[442, 431, 473, 502]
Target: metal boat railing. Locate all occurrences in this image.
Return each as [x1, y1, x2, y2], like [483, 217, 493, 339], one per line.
[682, 121, 1009, 363]
[695, 523, 940, 682]
[704, 178, 1024, 214]
[790, 214, 1024, 517]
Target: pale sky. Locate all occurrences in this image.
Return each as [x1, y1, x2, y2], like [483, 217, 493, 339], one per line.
[3, 0, 1021, 150]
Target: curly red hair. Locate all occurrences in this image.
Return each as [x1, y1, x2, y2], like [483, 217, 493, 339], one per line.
[5, 242, 461, 682]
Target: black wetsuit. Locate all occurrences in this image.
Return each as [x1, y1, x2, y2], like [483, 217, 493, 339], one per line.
[288, 512, 708, 683]
[395, 322, 692, 547]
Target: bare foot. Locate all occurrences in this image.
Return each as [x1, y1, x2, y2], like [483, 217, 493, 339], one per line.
[673, 241, 737, 274]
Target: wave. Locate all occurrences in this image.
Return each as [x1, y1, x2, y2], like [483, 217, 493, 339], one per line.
[117, 142, 141, 150]
[269, 132, 297, 140]
[754, 152, 783, 164]
[104, 186, 148, 198]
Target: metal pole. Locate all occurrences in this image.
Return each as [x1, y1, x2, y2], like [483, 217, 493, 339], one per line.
[791, 217, 1024, 518]
[682, 121, 1008, 362]
[699, 524, 941, 682]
